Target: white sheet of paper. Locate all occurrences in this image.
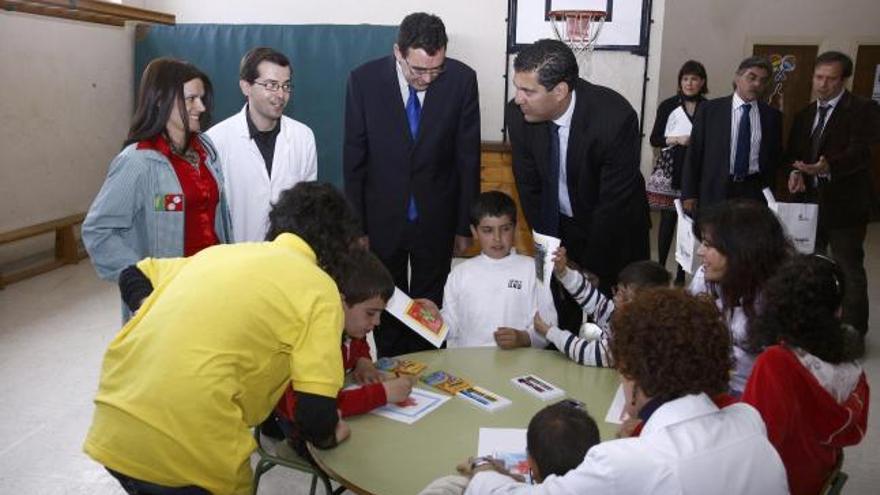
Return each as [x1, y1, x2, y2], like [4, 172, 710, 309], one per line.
[370, 387, 450, 425]
[532, 231, 561, 285]
[604, 384, 631, 424]
[385, 287, 448, 348]
[477, 428, 527, 457]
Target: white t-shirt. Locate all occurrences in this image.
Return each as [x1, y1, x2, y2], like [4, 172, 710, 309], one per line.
[442, 253, 556, 348]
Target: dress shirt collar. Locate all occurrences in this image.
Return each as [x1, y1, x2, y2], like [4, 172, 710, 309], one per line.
[553, 90, 577, 128]
[395, 57, 425, 105]
[640, 393, 720, 437]
[731, 92, 755, 111]
[817, 90, 844, 110]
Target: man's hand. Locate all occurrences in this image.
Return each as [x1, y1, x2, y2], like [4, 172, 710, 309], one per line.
[494, 327, 530, 349]
[788, 170, 806, 193]
[382, 375, 416, 403]
[533, 312, 551, 337]
[793, 156, 830, 176]
[453, 235, 474, 257]
[352, 357, 382, 384]
[682, 198, 698, 214]
[551, 247, 569, 279]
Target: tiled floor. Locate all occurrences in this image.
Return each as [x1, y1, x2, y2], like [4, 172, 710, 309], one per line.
[1, 219, 878, 494]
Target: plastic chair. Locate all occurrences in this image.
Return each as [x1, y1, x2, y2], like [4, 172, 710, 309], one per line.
[252, 426, 345, 495]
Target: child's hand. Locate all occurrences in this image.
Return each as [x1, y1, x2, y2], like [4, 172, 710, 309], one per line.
[533, 312, 550, 336]
[352, 358, 381, 384]
[552, 247, 569, 278]
[334, 416, 351, 445]
[494, 327, 530, 349]
[617, 417, 642, 439]
[383, 375, 415, 403]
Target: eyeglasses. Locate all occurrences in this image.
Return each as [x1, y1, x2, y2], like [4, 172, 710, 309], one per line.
[252, 80, 292, 93]
[401, 57, 446, 77]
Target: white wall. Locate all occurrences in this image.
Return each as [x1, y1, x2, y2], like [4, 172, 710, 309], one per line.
[0, 11, 133, 265]
[142, 0, 665, 151]
[657, 1, 880, 103]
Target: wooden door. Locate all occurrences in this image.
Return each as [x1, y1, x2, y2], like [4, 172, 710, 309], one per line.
[851, 44, 880, 211]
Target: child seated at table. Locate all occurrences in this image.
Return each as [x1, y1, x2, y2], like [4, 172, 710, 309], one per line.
[418, 401, 600, 494]
[275, 249, 416, 439]
[442, 191, 556, 349]
[534, 250, 669, 367]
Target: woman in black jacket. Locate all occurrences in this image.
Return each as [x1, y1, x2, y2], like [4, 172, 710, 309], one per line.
[646, 60, 708, 284]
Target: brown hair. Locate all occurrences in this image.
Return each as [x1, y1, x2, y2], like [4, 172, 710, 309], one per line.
[610, 288, 732, 401]
[126, 57, 213, 150]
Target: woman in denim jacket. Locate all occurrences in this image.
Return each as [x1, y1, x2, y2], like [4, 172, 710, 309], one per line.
[83, 58, 232, 287]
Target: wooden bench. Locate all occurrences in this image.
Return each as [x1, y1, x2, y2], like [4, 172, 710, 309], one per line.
[0, 213, 88, 289]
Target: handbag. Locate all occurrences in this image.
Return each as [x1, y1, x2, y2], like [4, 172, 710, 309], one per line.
[646, 146, 678, 209]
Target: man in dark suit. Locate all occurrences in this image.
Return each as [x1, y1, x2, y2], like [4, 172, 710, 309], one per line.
[507, 39, 650, 314]
[344, 13, 480, 356]
[682, 56, 782, 211]
[788, 51, 879, 335]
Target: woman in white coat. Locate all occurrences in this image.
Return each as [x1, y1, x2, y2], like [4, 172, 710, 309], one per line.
[462, 289, 789, 495]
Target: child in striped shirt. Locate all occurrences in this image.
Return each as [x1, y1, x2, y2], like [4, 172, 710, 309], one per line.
[534, 248, 669, 367]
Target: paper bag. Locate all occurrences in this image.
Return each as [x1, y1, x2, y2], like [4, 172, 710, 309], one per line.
[674, 199, 700, 274]
[762, 188, 818, 254]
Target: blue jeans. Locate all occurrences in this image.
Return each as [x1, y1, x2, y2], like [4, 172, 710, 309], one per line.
[106, 468, 210, 495]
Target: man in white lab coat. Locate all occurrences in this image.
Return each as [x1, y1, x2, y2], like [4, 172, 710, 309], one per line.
[207, 47, 317, 242]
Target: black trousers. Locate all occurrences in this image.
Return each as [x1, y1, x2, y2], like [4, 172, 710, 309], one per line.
[374, 221, 453, 357]
[816, 223, 869, 334]
[726, 174, 765, 203]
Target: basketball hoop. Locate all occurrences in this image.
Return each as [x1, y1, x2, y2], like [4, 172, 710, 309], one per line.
[548, 10, 606, 59]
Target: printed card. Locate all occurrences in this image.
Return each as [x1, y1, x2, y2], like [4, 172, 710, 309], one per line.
[370, 387, 450, 425]
[375, 357, 427, 376]
[456, 385, 512, 412]
[385, 288, 448, 347]
[510, 374, 565, 401]
[421, 370, 472, 395]
[532, 232, 561, 284]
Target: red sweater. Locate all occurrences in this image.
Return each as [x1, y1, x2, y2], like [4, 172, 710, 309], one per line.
[276, 337, 387, 420]
[742, 345, 869, 495]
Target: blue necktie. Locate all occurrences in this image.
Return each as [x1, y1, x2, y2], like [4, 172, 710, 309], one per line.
[541, 122, 561, 236]
[405, 86, 421, 221]
[733, 103, 752, 179]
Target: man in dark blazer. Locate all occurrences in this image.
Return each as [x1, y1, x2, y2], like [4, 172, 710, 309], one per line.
[788, 51, 879, 336]
[682, 56, 782, 211]
[344, 12, 480, 356]
[507, 39, 650, 320]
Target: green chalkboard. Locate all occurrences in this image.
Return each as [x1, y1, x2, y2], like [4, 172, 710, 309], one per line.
[135, 24, 398, 186]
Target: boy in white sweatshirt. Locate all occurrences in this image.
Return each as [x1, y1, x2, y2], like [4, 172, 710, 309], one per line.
[442, 191, 556, 348]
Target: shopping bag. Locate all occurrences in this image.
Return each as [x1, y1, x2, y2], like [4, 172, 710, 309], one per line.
[674, 199, 700, 274]
[762, 188, 818, 254]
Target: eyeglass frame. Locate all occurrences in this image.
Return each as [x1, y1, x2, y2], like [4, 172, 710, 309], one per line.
[400, 56, 446, 77]
[251, 80, 293, 93]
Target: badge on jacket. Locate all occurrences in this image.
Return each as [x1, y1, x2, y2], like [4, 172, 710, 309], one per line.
[155, 194, 184, 212]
